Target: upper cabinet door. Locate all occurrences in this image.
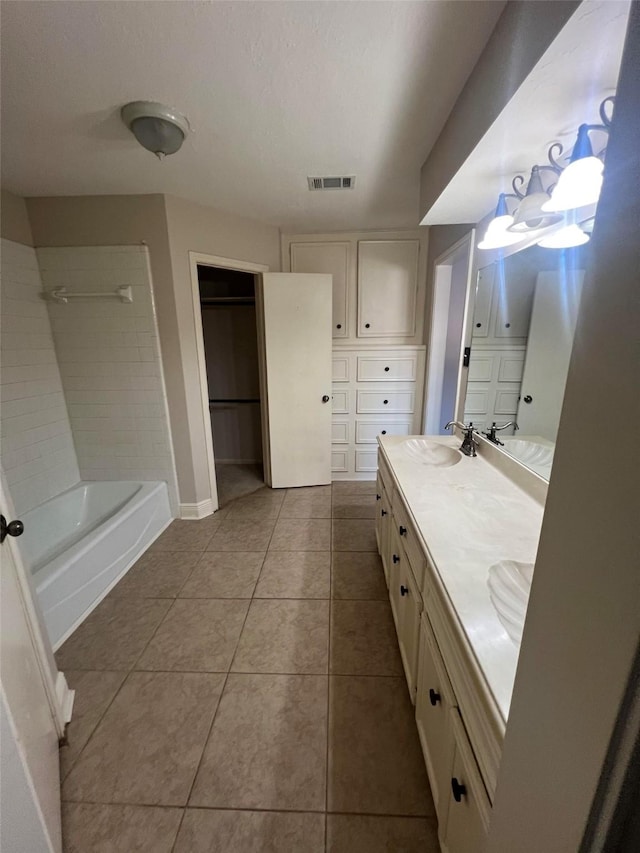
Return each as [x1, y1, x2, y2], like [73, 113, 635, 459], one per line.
[357, 240, 419, 338]
[290, 242, 349, 338]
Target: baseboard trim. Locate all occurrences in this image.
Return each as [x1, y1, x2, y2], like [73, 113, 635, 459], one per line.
[180, 499, 215, 520]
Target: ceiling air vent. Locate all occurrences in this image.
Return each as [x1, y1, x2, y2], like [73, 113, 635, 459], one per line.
[307, 176, 356, 191]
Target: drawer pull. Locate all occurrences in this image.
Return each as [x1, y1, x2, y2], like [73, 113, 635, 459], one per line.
[399, 525, 407, 536]
[381, 430, 387, 435]
[376, 494, 381, 501]
[384, 366, 390, 372]
[336, 323, 342, 329]
[400, 584, 408, 596]
[392, 554, 400, 564]
[429, 688, 441, 706]
[451, 777, 467, 803]
[381, 509, 387, 517]
[383, 399, 389, 405]
[365, 323, 371, 328]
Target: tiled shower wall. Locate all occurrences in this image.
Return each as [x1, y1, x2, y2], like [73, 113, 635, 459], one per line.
[0, 238, 80, 514]
[37, 246, 178, 508]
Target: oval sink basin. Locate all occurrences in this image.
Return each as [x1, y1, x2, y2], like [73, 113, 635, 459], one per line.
[502, 439, 554, 471]
[401, 439, 462, 468]
[487, 560, 534, 646]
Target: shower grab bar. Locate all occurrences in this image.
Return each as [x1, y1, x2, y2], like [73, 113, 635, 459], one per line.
[42, 286, 133, 304]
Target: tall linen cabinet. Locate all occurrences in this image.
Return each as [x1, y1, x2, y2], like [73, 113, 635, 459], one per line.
[282, 230, 428, 479]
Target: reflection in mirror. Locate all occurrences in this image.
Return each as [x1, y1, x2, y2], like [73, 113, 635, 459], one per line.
[464, 245, 587, 480]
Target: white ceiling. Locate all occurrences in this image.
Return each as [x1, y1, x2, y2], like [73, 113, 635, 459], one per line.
[0, 0, 505, 232]
[423, 0, 631, 225]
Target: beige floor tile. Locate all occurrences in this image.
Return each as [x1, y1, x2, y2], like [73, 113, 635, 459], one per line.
[287, 485, 332, 498]
[150, 518, 222, 552]
[62, 803, 182, 853]
[326, 814, 440, 852]
[232, 599, 329, 673]
[59, 671, 127, 780]
[179, 552, 265, 598]
[190, 673, 327, 811]
[63, 672, 225, 806]
[279, 492, 332, 518]
[331, 552, 387, 600]
[174, 809, 325, 853]
[55, 598, 171, 671]
[137, 599, 249, 672]
[332, 518, 377, 551]
[332, 492, 377, 519]
[269, 518, 331, 551]
[226, 493, 283, 521]
[332, 481, 377, 496]
[330, 600, 402, 676]
[254, 551, 330, 599]
[328, 675, 434, 816]
[207, 516, 276, 551]
[109, 552, 200, 598]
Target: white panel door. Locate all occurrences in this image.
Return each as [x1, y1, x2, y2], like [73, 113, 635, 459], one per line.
[261, 273, 332, 488]
[1, 478, 62, 852]
[517, 270, 584, 439]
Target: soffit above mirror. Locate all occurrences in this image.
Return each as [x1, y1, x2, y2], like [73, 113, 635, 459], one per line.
[421, 0, 630, 226]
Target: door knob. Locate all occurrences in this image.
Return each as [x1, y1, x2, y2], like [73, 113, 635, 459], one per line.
[1, 514, 24, 544]
[523, 395, 533, 404]
[322, 395, 330, 403]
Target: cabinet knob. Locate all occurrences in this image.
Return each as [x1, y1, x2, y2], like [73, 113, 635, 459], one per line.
[322, 395, 330, 403]
[336, 323, 342, 329]
[384, 366, 390, 372]
[0, 515, 24, 544]
[381, 509, 387, 517]
[365, 323, 371, 328]
[400, 584, 409, 596]
[399, 525, 407, 536]
[523, 395, 533, 404]
[381, 430, 387, 435]
[429, 688, 441, 706]
[383, 399, 389, 405]
[451, 777, 467, 803]
[392, 554, 400, 564]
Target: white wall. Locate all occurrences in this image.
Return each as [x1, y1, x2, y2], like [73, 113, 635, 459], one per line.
[0, 238, 80, 514]
[37, 246, 178, 508]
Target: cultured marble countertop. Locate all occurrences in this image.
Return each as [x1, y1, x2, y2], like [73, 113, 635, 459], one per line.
[379, 434, 545, 724]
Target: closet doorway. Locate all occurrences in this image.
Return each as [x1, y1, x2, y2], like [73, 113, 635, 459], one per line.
[193, 255, 268, 508]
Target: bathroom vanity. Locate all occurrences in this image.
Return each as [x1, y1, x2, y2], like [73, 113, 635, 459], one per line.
[376, 434, 544, 853]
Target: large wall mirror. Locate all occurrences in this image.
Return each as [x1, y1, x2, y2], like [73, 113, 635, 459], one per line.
[462, 245, 588, 480]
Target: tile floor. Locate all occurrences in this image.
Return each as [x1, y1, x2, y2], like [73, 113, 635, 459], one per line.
[58, 482, 440, 852]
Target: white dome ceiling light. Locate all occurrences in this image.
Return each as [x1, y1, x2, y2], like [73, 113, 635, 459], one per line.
[121, 101, 190, 160]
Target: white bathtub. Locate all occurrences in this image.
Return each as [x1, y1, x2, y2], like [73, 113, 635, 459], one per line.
[20, 481, 172, 650]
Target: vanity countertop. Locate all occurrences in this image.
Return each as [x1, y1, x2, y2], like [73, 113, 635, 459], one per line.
[379, 434, 545, 724]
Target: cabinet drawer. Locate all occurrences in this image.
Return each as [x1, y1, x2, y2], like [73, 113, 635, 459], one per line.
[332, 356, 350, 382]
[355, 420, 412, 444]
[332, 390, 349, 414]
[331, 421, 349, 444]
[355, 449, 377, 472]
[357, 356, 417, 382]
[393, 499, 426, 591]
[331, 449, 348, 472]
[357, 390, 415, 414]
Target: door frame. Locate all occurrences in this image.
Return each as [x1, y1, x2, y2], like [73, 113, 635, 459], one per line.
[422, 230, 475, 434]
[188, 253, 269, 512]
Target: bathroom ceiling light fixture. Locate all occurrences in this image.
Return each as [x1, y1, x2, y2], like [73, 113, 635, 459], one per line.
[542, 96, 614, 213]
[507, 166, 563, 232]
[121, 101, 190, 159]
[477, 193, 528, 250]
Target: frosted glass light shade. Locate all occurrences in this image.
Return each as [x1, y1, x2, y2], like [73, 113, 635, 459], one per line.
[538, 224, 590, 248]
[541, 156, 604, 212]
[509, 192, 562, 232]
[121, 101, 189, 158]
[478, 214, 526, 250]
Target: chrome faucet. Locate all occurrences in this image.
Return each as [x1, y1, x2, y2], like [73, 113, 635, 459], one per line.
[444, 421, 479, 457]
[483, 421, 519, 446]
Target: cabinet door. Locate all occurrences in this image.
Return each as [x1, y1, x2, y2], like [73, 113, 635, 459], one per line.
[397, 561, 422, 703]
[357, 240, 419, 337]
[290, 242, 350, 338]
[388, 524, 403, 630]
[415, 613, 456, 827]
[379, 486, 392, 587]
[444, 712, 491, 853]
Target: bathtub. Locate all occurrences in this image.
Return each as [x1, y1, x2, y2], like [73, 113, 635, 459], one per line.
[20, 481, 172, 650]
